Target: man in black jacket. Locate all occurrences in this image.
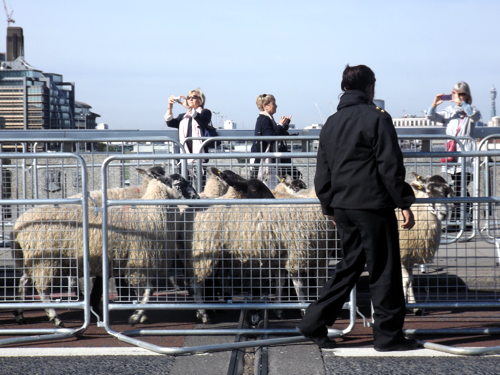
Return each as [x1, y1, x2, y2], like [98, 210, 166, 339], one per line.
[298, 65, 419, 351]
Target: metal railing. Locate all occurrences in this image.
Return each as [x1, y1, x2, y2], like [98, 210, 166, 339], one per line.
[0, 132, 499, 355]
[0, 152, 91, 346]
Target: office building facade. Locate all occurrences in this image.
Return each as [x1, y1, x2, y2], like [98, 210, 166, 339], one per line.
[0, 26, 98, 130]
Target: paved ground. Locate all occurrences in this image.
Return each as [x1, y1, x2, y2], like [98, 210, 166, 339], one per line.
[0, 306, 499, 374]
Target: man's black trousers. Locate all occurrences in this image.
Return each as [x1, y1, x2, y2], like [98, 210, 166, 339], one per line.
[299, 207, 407, 347]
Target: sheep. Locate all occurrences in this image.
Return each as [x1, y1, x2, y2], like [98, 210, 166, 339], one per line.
[68, 168, 198, 301]
[12, 167, 185, 326]
[397, 174, 452, 314]
[190, 170, 334, 324]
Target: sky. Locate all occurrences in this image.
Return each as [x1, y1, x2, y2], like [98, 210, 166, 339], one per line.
[3, 0, 499, 130]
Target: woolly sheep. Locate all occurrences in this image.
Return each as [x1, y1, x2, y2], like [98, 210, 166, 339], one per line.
[397, 174, 452, 314]
[190, 170, 334, 323]
[13, 167, 184, 326]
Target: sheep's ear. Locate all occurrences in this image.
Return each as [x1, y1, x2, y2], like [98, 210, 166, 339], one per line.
[411, 172, 424, 182]
[278, 177, 286, 183]
[149, 166, 166, 179]
[136, 168, 147, 176]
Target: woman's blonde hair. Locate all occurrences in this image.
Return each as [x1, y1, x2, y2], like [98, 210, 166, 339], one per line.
[256, 93, 275, 111]
[453, 81, 473, 104]
[188, 88, 206, 107]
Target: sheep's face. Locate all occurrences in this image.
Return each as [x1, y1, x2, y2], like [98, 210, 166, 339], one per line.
[221, 170, 247, 184]
[288, 179, 307, 193]
[411, 174, 452, 222]
[169, 174, 200, 199]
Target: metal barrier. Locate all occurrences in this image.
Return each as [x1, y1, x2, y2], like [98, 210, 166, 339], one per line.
[183, 135, 319, 192]
[0, 132, 499, 355]
[0, 152, 91, 346]
[99, 153, 357, 355]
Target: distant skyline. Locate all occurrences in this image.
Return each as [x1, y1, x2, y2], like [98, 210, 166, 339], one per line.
[3, 0, 499, 130]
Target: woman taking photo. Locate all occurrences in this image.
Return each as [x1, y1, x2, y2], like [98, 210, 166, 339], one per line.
[426, 81, 481, 221]
[250, 94, 291, 182]
[164, 88, 212, 156]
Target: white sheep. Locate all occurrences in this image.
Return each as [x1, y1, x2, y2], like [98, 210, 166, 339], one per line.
[13, 167, 184, 326]
[190, 170, 334, 323]
[397, 174, 452, 314]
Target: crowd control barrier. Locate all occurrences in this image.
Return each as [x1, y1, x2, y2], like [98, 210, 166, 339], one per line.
[0, 153, 91, 346]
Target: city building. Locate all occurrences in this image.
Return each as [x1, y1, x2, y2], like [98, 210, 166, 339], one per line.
[0, 26, 99, 130]
[223, 119, 237, 130]
[392, 116, 440, 128]
[75, 101, 100, 130]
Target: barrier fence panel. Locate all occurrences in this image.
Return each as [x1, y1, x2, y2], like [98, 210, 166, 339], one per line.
[100, 153, 356, 355]
[185, 135, 319, 191]
[0, 132, 184, 248]
[0, 152, 91, 346]
[398, 144, 500, 336]
[1, 132, 499, 353]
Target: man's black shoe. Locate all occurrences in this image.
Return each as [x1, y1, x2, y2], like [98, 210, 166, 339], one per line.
[298, 328, 336, 348]
[374, 338, 420, 352]
[307, 335, 337, 349]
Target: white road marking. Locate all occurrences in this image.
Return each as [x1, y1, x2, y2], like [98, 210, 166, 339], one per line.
[0, 346, 497, 357]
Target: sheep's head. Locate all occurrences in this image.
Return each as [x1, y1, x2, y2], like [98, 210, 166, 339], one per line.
[169, 173, 200, 199]
[280, 175, 308, 193]
[137, 166, 171, 186]
[219, 169, 275, 199]
[410, 173, 452, 221]
[220, 169, 247, 185]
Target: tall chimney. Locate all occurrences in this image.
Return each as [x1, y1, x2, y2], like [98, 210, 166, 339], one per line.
[6, 27, 24, 61]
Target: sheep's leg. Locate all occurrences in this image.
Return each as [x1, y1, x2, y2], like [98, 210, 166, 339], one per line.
[291, 276, 306, 316]
[31, 265, 64, 327]
[191, 256, 216, 324]
[128, 283, 152, 325]
[13, 273, 30, 324]
[401, 264, 421, 315]
[273, 269, 285, 319]
[41, 292, 63, 327]
[193, 279, 210, 324]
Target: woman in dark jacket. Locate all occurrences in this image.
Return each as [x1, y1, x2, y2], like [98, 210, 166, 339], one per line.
[250, 94, 291, 180]
[164, 88, 212, 157]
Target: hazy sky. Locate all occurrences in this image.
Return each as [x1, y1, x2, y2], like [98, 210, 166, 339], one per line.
[4, 0, 499, 130]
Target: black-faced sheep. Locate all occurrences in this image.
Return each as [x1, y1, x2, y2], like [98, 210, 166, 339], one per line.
[397, 174, 452, 314]
[12, 167, 186, 326]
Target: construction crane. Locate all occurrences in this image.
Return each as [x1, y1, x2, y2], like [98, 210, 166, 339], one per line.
[2, 0, 15, 26]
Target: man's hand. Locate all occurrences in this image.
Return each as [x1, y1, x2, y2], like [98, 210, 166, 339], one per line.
[326, 215, 336, 226]
[401, 209, 415, 229]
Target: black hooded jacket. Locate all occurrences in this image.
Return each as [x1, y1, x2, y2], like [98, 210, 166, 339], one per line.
[314, 90, 415, 216]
